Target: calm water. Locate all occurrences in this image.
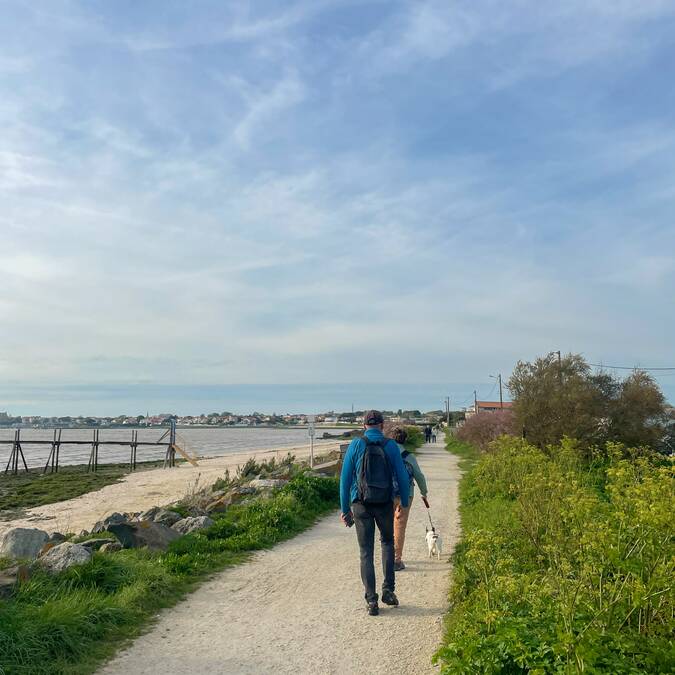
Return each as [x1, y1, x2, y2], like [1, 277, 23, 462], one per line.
[0, 427, 347, 469]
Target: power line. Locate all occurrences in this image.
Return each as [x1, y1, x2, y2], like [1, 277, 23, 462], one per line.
[589, 363, 675, 371]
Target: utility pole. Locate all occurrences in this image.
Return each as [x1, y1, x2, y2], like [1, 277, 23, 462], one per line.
[490, 374, 504, 409]
[556, 350, 562, 384]
[498, 374, 503, 409]
[445, 396, 450, 426]
[474, 389, 478, 414]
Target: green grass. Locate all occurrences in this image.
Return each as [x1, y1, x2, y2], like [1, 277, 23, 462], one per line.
[437, 435, 674, 674]
[0, 461, 167, 516]
[0, 472, 340, 675]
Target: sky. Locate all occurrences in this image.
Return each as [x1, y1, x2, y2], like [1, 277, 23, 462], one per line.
[1, 0, 674, 411]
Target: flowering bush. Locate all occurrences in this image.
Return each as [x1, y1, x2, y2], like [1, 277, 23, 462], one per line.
[455, 409, 517, 450]
[437, 436, 674, 674]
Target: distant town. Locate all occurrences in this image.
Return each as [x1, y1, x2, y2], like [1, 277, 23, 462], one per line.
[0, 408, 463, 429]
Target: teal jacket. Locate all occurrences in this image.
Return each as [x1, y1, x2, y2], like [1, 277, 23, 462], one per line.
[340, 429, 410, 514]
[397, 443, 428, 498]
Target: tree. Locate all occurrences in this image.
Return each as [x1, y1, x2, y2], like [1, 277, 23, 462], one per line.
[509, 352, 669, 451]
[508, 352, 605, 449]
[607, 370, 668, 448]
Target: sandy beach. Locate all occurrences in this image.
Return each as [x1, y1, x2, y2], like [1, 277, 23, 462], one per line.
[0, 439, 342, 538]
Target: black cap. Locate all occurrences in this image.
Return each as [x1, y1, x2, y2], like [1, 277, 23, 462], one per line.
[363, 410, 384, 425]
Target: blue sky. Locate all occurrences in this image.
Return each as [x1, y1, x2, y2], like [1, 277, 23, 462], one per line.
[1, 1, 674, 400]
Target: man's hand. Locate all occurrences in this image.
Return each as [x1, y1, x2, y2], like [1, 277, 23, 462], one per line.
[341, 511, 354, 527]
[422, 496, 430, 509]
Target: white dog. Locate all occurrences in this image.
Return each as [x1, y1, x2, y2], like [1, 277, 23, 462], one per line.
[426, 527, 443, 560]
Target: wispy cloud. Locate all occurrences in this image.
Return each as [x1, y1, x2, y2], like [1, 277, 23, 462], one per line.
[0, 0, 673, 390]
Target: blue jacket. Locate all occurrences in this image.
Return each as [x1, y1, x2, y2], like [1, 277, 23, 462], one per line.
[340, 428, 410, 514]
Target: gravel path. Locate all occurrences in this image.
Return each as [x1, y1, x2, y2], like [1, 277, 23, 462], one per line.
[99, 438, 460, 675]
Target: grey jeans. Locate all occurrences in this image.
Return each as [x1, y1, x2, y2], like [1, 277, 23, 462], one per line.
[352, 500, 395, 603]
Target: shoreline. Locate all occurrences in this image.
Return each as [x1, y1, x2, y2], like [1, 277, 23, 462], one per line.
[0, 438, 343, 538]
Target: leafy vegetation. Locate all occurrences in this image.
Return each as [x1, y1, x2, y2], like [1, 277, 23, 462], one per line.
[436, 435, 674, 674]
[403, 425, 425, 450]
[0, 472, 339, 675]
[455, 409, 517, 450]
[509, 353, 671, 451]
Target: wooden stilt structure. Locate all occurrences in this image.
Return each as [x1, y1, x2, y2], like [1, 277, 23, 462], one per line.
[4, 429, 29, 475]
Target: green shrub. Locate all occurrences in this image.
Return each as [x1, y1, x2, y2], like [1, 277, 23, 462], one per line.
[438, 435, 674, 674]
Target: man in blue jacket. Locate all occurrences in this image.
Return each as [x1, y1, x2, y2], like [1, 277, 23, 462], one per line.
[340, 410, 410, 616]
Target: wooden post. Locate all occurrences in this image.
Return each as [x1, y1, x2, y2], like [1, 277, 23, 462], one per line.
[6, 430, 28, 475]
[130, 430, 138, 470]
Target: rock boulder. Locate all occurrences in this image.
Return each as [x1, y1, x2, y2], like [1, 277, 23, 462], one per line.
[108, 520, 181, 551]
[153, 510, 183, 527]
[38, 543, 92, 574]
[92, 512, 128, 534]
[99, 541, 123, 553]
[0, 564, 31, 599]
[78, 538, 118, 551]
[171, 516, 214, 535]
[0, 527, 49, 560]
[249, 478, 288, 489]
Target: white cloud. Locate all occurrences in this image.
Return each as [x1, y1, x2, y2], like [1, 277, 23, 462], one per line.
[232, 72, 306, 150]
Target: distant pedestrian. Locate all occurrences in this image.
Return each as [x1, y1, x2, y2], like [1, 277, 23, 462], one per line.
[390, 427, 429, 571]
[340, 410, 410, 616]
[424, 425, 432, 443]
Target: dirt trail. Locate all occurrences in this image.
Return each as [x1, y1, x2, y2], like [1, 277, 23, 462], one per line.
[0, 440, 341, 538]
[100, 438, 460, 675]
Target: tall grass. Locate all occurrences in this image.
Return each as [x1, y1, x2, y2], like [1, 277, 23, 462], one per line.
[437, 436, 674, 674]
[0, 473, 339, 675]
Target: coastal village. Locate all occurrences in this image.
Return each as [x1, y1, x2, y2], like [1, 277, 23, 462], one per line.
[0, 409, 447, 429]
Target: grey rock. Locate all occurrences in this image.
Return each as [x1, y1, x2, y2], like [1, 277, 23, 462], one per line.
[78, 538, 118, 551]
[139, 506, 161, 521]
[205, 496, 228, 514]
[153, 510, 183, 527]
[218, 486, 257, 507]
[38, 543, 92, 574]
[48, 532, 67, 544]
[0, 527, 49, 560]
[249, 478, 288, 489]
[78, 530, 90, 538]
[99, 542, 123, 553]
[0, 564, 30, 598]
[108, 521, 181, 552]
[92, 512, 128, 534]
[171, 516, 214, 535]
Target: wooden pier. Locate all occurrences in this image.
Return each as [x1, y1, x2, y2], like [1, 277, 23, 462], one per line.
[0, 423, 198, 475]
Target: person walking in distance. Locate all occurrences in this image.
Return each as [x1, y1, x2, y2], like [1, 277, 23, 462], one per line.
[340, 410, 411, 616]
[390, 427, 429, 571]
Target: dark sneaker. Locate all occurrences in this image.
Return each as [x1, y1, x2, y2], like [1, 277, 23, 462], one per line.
[394, 561, 406, 571]
[381, 590, 399, 606]
[367, 601, 379, 616]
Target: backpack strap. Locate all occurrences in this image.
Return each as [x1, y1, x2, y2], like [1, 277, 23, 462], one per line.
[401, 449, 410, 459]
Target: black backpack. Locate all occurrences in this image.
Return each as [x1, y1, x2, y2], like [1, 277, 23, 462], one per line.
[357, 438, 393, 504]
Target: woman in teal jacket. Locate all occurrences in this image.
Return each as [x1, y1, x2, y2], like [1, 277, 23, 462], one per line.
[391, 427, 428, 571]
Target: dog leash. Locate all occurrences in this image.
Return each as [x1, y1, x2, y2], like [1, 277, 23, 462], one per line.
[422, 496, 435, 531]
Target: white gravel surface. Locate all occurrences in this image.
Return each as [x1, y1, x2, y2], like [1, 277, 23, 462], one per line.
[99, 438, 461, 675]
